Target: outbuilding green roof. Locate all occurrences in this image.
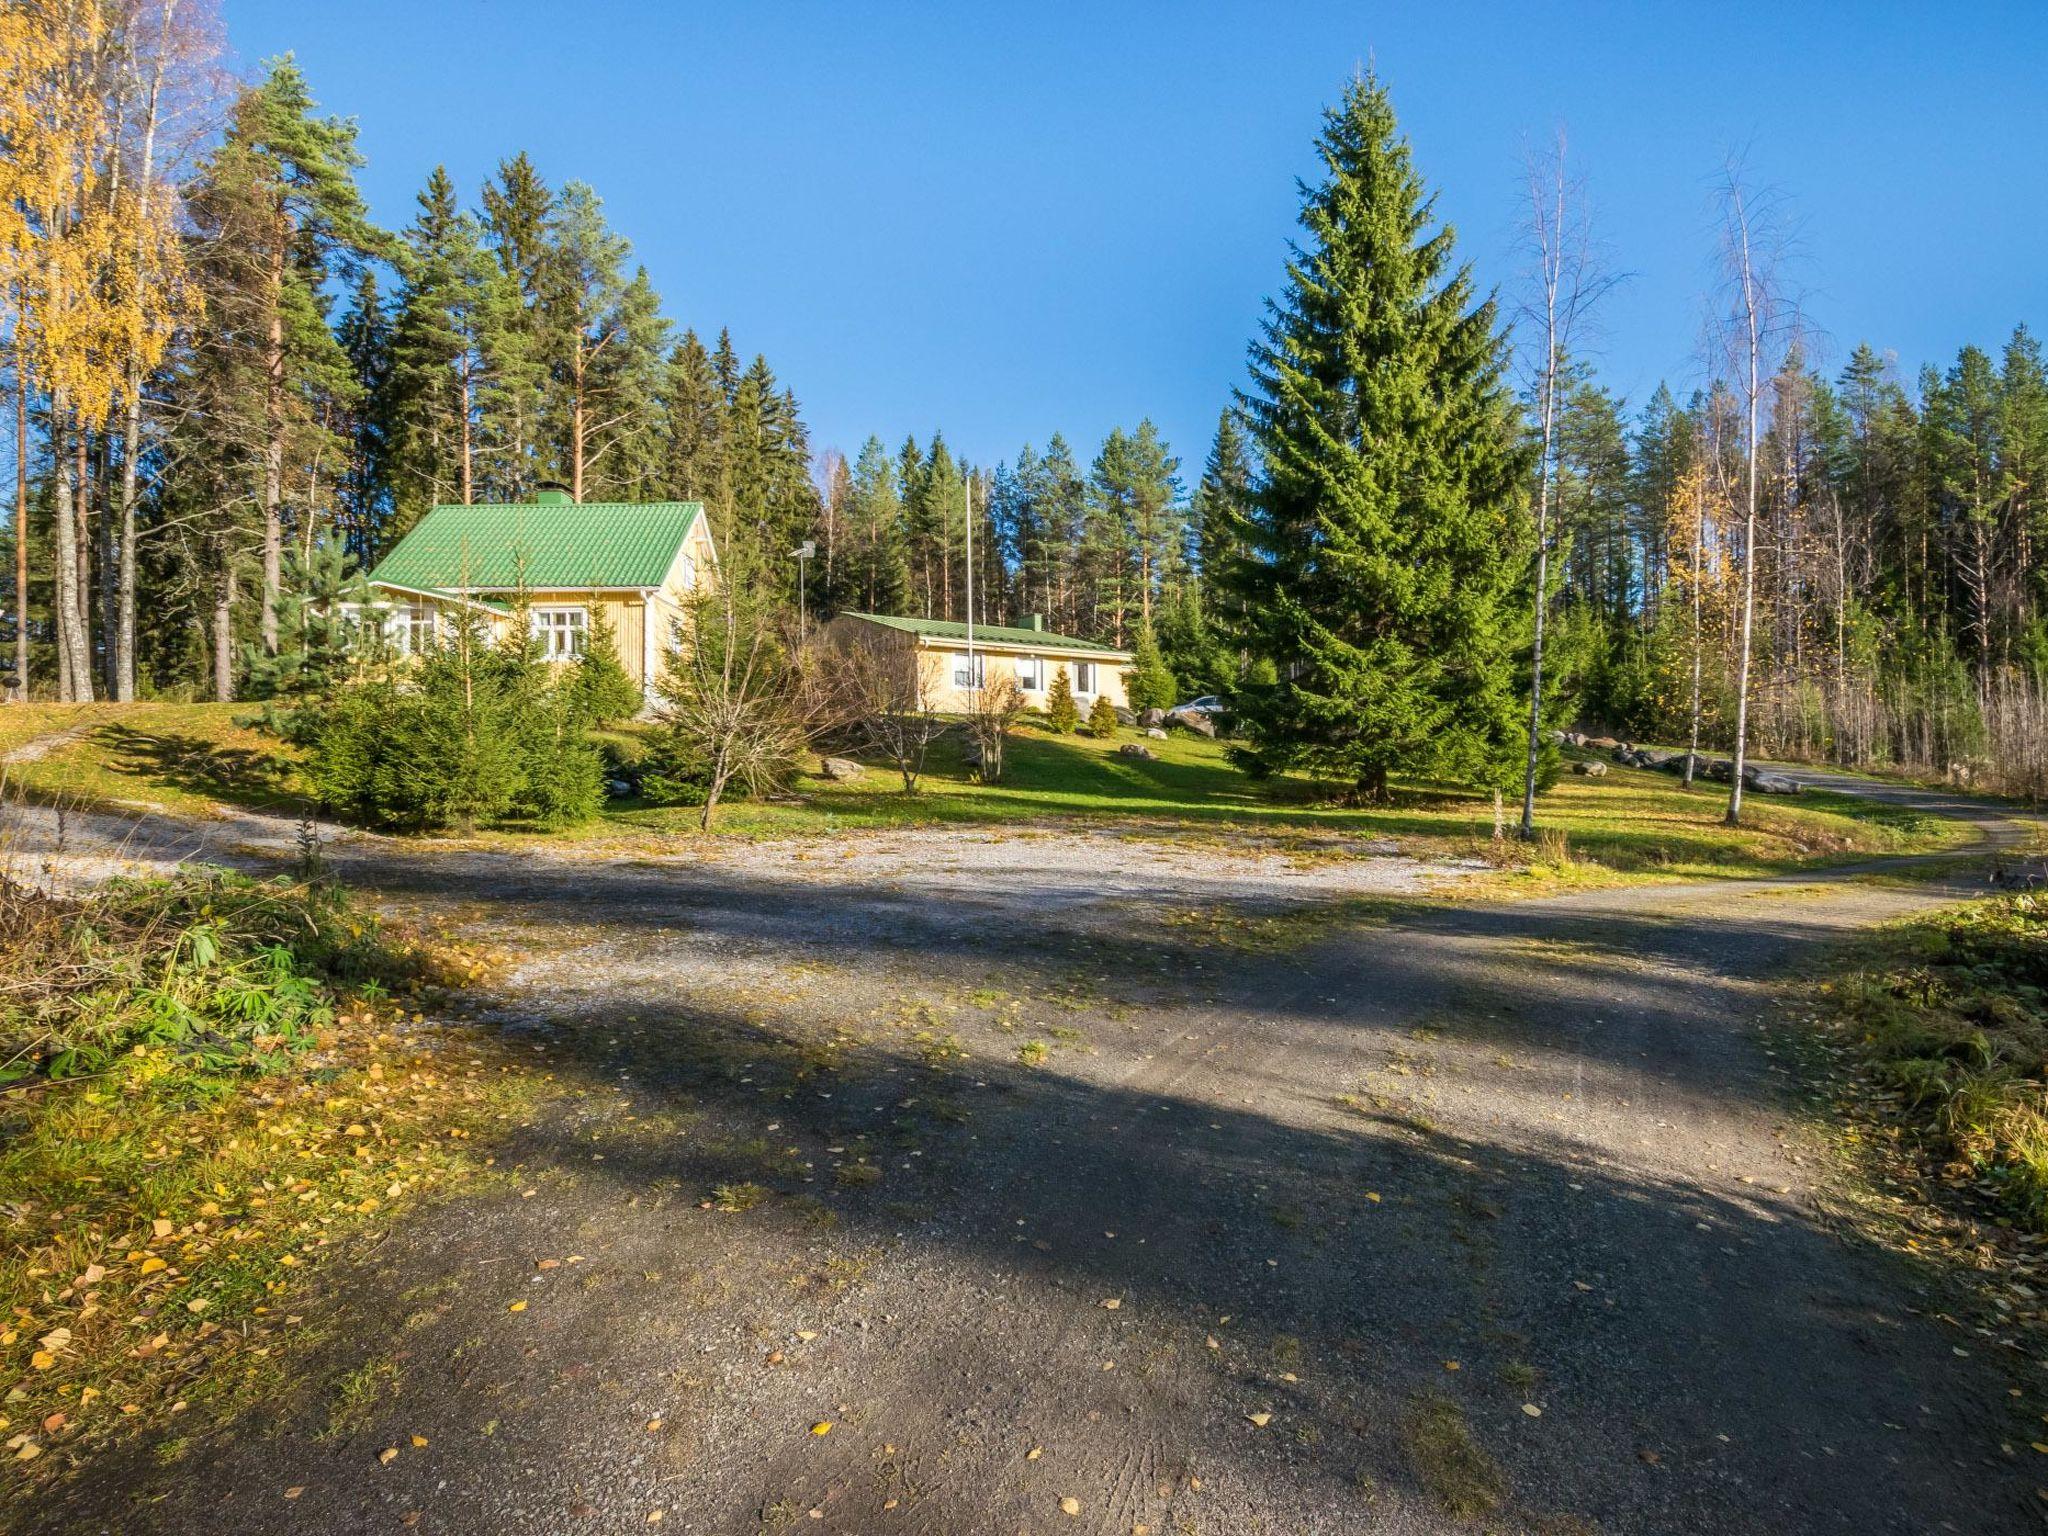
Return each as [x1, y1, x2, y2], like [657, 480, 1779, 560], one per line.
[367, 500, 704, 592]
[841, 611, 1127, 656]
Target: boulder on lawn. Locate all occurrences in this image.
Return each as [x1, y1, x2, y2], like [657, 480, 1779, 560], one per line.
[1117, 743, 1155, 761]
[817, 755, 866, 782]
[1139, 707, 1167, 728]
[1172, 710, 1217, 738]
[1743, 765, 1803, 794]
[1634, 748, 1682, 770]
[1584, 735, 1621, 751]
[1573, 759, 1608, 776]
[1114, 706, 1138, 726]
[1564, 731, 1589, 748]
[1704, 757, 1734, 782]
[1144, 727, 1168, 740]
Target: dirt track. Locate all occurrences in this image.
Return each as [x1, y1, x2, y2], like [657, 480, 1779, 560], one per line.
[18, 770, 2048, 1535]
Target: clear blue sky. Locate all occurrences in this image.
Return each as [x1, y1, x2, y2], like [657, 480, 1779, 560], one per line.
[231, 0, 2048, 480]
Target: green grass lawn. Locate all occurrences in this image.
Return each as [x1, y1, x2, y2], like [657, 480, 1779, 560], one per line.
[605, 723, 1975, 880]
[0, 702, 1976, 881]
[0, 702, 307, 819]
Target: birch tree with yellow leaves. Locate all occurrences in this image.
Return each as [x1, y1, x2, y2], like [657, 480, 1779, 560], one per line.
[0, 0, 205, 700]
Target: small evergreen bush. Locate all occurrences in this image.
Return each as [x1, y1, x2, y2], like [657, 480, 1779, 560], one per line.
[1086, 695, 1120, 737]
[1046, 665, 1081, 734]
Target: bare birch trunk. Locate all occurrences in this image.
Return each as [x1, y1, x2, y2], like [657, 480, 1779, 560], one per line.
[12, 352, 27, 701]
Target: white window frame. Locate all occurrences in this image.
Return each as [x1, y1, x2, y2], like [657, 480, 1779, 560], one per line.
[392, 603, 437, 656]
[952, 651, 985, 688]
[679, 552, 697, 591]
[1014, 655, 1042, 691]
[1075, 660, 1096, 695]
[533, 606, 589, 660]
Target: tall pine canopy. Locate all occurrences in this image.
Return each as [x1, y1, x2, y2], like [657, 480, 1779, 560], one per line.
[1222, 74, 1531, 802]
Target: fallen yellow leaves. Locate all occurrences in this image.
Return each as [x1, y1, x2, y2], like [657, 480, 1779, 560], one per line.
[1247, 1411, 1273, 1427]
[507, 1300, 527, 1313]
[1522, 1403, 1543, 1418]
[810, 1421, 832, 1436]
[377, 1447, 399, 1466]
[1060, 1496, 1082, 1516]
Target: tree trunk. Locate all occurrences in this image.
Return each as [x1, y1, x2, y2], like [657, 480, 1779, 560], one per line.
[50, 401, 91, 702]
[569, 343, 585, 502]
[212, 563, 235, 702]
[261, 226, 287, 654]
[75, 425, 92, 683]
[12, 354, 27, 702]
[460, 365, 474, 505]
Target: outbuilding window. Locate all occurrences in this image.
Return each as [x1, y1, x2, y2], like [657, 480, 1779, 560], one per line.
[952, 652, 985, 688]
[1075, 661, 1096, 694]
[534, 607, 588, 659]
[1014, 656, 1042, 691]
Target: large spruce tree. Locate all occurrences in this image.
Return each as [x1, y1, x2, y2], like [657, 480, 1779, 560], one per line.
[1222, 74, 1531, 802]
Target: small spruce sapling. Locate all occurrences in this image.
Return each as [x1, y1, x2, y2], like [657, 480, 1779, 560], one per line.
[1086, 695, 1119, 737]
[1046, 665, 1081, 734]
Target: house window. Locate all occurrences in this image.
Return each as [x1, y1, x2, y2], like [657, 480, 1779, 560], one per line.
[1075, 661, 1096, 694]
[1014, 656, 1042, 691]
[952, 652, 985, 688]
[534, 607, 588, 659]
[393, 604, 436, 656]
[679, 553, 697, 591]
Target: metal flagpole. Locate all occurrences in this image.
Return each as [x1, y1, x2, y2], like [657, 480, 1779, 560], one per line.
[964, 477, 975, 688]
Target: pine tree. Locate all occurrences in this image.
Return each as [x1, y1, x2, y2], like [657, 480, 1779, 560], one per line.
[478, 153, 554, 497]
[1221, 73, 1532, 802]
[1124, 620, 1177, 711]
[387, 166, 498, 531]
[660, 329, 729, 505]
[1192, 410, 1252, 607]
[841, 435, 907, 612]
[195, 58, 383, 656]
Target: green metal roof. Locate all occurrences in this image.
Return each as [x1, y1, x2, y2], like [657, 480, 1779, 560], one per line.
[367, 500, 704, 592]
[841, 611, 1127, 655]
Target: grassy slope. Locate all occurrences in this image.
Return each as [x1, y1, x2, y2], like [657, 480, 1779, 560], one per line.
[1822, 894, 2048, 1230]
[0, 703, 1972, 880]
[0, 702, 306, 819]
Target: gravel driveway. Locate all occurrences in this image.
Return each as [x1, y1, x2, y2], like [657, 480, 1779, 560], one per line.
[19, 771, 2045, 1535]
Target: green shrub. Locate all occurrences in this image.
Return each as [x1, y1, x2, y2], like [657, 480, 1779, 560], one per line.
[301, 613, 603, 832]
[1046, 665, 1081, 734]
[1086, 695, 1120, 737]
[563, 611, 644, 726]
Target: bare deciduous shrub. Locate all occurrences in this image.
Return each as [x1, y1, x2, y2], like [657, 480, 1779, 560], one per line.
[964, 674, 1027, 783]
[837, 637, 946, 794]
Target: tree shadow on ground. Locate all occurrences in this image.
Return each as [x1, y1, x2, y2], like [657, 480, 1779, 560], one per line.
[38, 851, 2037, 1535]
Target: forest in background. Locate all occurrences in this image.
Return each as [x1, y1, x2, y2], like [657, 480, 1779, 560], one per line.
[4, 1, 2047, 800]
